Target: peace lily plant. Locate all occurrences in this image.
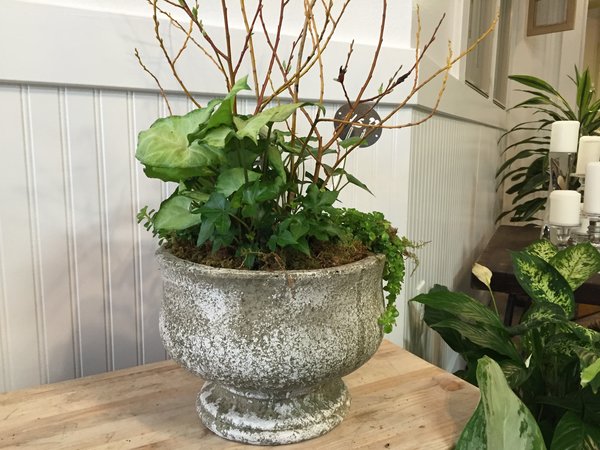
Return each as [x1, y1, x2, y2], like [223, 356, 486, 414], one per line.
[412, 240, 600, 448]
[135, 0, 496, 332]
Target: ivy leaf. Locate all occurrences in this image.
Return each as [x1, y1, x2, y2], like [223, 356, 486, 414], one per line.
[153, 195, 202, 230]
[346, 172, 373, 195]
[267, 145, 286, 180]
[215, 168, 261, 197]
[197, 193, 233, 247]
[511, 250, 575, 318]
[549, 243, 600, 291]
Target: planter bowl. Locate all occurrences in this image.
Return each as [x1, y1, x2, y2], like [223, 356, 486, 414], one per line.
[157, 247, 385, 445]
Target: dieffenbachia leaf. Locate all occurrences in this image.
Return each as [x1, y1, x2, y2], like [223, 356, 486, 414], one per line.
[136, 104, 224, 169]
[153, 195, 202, 230]
[550, 412, 600, 450]
[412, 290, 521, 362]
[549, 243, 600, 291]
[525, 239, 558, 263]
[578, 349, 600, 393]
[458, 356, 546, 450]
[511, 250, 575, 318]
[455, 403, 487, 450]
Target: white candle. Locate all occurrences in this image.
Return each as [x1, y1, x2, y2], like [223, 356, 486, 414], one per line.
[549, 120, 580, 153]
[549, 190, 581, 226]
[584, 162, 600, 214]
[576, 136, 600, 175]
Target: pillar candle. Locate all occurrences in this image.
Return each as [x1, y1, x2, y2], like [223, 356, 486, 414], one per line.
[549, 190, 581, 226]
[549, 120, 580, 153]
[584, 162, 600, 215]
[576, 136, 600, 175]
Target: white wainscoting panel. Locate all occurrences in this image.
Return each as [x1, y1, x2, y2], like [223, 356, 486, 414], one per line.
[0, 1, 508, 392]
[403, 109, 502, 371]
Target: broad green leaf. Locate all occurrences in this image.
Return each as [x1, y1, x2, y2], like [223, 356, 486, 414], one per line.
[549, 243, 600, 291]
[205, 77, 251, 129]
[511, 251, 575, 318]
[456, 403, 487, 450]
[431, 318, 521, 362]
[215, 168, 261, 197]
[198, 126, 233, 148]
[550, 412, 600, 450]
[581, 357, 600, 393]
[411, 290, 506, 330]
[525, 239, 558, 263]
[142, 165, 210, 182]
[476, 356, 546, 449]
[153, 195, 202, 230]
[137, 110, 225, 169]
[136, 103, 219, 167]
[236, 103, 315, 143]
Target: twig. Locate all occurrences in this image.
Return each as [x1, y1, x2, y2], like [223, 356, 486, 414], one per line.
[134, 48, 173, 115]
[152, 0, 201, 108]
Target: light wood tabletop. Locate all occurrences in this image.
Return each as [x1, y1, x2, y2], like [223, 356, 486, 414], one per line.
[0, 340, 479, 449]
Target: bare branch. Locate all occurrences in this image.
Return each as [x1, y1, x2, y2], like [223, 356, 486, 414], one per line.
[134, 48, 173, 115]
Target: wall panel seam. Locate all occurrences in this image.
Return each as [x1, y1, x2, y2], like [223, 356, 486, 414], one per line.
[58, 87, 82, 378]
[128, 91, 144, 365]
[0, 219, 11, 391]
[21, 85, 49, 385]
[93, 89, 114, 372]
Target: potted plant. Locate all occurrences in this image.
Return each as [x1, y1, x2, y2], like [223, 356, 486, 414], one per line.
[412, 240, 600, 448]
[135, 1, 496, 445]
[497, 67, 600, 224]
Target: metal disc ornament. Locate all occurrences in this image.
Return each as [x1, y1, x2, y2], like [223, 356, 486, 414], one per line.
[334, 102, 382, 147]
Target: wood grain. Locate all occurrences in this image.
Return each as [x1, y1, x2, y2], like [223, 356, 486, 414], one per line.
[0, 340, 479, 449]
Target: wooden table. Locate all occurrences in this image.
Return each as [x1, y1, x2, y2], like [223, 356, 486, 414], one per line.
[472, 225, 600, 324]
[0, 341, 479, 449]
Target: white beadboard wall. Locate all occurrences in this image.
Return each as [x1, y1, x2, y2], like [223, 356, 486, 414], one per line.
[0, 0, 508, 392]
[0, 83, 500, 391]
[402, 109, 502, 371]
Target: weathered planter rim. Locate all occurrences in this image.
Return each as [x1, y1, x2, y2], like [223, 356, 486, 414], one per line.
[156, 245, 386, 279]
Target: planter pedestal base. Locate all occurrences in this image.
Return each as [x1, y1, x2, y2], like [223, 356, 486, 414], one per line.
[197, 378, 350, 445]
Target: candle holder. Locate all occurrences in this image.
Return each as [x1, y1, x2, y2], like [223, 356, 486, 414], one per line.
[548, 225, 576, 249]
[584, 213, 600, 250]
[541, 152, 577, 239]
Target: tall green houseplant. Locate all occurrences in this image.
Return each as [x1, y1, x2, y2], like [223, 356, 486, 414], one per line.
[412, 240, 600, 448]
[498, 67, 600, 223]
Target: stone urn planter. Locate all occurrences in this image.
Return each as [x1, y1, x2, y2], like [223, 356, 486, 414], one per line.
[156, 247, 386, 445]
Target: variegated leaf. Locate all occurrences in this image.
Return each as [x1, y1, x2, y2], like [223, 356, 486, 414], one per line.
[511, 250, 575, 318]
[525, 239, 558, 263]
[580, 356, 600, 393]
[550, 243, 600, 291]
[462, 357, 546, 449]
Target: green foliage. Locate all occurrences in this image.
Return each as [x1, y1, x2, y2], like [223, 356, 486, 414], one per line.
[331, 209, 421, 333]
[499, 67, 600, 223]
[136, 79, 417, 333]
[456, 357, 546, 450]
[411, 240, 600, 447]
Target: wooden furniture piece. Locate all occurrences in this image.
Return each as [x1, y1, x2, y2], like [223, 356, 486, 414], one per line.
[472, 225, 600, 324]
[0, 340, 479, 449]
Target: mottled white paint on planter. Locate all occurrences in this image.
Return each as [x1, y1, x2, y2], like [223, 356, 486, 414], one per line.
[157, 248, 386, 445]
